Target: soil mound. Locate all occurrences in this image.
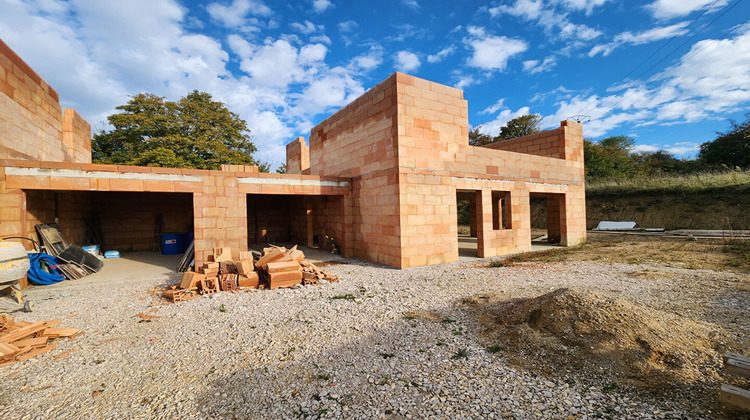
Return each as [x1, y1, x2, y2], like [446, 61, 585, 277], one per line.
[466, 288, 724, 389]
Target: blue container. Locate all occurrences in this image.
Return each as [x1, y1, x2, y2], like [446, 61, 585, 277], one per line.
[183, 231, 194, 252]
[104, 250, 120, 259]
[161, 234, 183, 255]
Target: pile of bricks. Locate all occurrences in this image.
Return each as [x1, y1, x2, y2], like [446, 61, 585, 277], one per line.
[0, 314, 79, 368]
[255, 245, 339, 289]
[163, 245, 339, 302]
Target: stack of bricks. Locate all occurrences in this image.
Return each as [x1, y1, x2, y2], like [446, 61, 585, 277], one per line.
[255, 245, 339, 289]
[163, 245, 340, 300]
[163, 247, 259, 302]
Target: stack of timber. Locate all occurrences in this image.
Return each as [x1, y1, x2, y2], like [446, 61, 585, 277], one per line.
[35, 223, 102, 280]
[719, 352, 750, 411]
[0, 314, 79, 367]
[163, 245, 340, 301]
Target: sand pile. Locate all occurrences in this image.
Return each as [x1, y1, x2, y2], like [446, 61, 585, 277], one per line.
[464, 288, 725, 389]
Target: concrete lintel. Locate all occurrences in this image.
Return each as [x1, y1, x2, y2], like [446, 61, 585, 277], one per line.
[451, 176, 569, 189]
[238, 177, 350, 188]
[5, 166, 203, 182]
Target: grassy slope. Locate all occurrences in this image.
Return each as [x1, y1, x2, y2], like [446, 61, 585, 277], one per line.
[585, 171, 750, 230]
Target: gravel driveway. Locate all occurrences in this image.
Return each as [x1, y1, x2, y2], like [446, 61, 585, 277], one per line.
[1, 258, 747, 419]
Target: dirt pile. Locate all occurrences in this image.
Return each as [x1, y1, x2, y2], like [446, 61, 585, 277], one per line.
[464, 288, 725, 389]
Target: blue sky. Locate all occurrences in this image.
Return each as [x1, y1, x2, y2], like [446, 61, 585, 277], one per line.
[1, 0, 749, 167]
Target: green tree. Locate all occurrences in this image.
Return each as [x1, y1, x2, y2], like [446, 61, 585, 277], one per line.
[698, 113, 750, 169]
[498, 114, 542, 139]
[583, 136, 637, 180]
[276, 163, 287, 174]
[469, 114, 543, 146]
[468, 125, 494, 146]
[93, 91, 259, 170]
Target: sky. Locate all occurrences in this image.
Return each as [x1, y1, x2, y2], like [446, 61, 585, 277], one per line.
[1, 0, 749, 167]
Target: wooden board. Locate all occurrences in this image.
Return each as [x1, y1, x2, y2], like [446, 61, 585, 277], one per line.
[719, 383, 750, 410]
[726, 358, 750, 379]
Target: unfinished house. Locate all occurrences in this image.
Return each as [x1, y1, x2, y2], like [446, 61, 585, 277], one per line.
[0, 39, 585, 270]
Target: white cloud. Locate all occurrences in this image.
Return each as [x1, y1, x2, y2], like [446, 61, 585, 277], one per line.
[489, 0, 603, 44]
[490, 0, 543, 19]
[589, 22, 689, 57]
[290, 20, 322, 35]
[338, 20, 358, 32]
[466, 27, 527, 71]
[395, 50, 421, 72]
[402, 0, 419, 11]
[554, 0, 611, 15]
[206, 0, 272, 28]
[479, 99, 506, 115]
[523, 56, 557, 74]
[647, 0, 728, 19]
[312, 0, 333, 13]
[427, 45, 456, 63]
[546, 24, 750, 136]
[354, 54, 382, 70]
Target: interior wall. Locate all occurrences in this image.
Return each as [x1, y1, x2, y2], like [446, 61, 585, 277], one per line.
[91, 192, 193, 252]
[25, 190, 89, 246]
[247, 195, 292, 244]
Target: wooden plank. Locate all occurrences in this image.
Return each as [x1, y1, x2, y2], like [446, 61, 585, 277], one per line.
[12, 337, 48, 348]
[727, 358, 750, 379]
[0, 342, 20, 357]
[42, 327, 79, 338]
[0, 321, 47, 344]
[719, 383, 750, 410]
[16, 342, 56, 362]
[724, 352, 750, 365]
[45, 319, 62, 328]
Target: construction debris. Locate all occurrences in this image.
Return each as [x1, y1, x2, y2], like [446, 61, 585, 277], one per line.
[163, 245, 339, 302]
[0, 314, 79, 367]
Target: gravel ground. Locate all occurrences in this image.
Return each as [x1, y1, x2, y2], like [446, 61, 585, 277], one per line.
[1, 258, 748, 419]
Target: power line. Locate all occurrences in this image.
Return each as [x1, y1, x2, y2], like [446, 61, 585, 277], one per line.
[575, 0, 742, 118]
[588, 15, 750, 122]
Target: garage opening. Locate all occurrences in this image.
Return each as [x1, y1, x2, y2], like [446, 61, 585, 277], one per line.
[23, 190, 194, 275]
[529, 192, 565, 247]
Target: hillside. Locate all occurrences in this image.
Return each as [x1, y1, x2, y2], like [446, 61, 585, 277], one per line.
[531, 171, 750, 230]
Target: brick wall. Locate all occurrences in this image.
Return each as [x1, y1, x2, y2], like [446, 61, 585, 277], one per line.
[62, 109, 92, 164]
[91, 192, 192, 252]
[193, 171, 247, 264]
[285, 137, 309, 175]
[247, 195, 292, 243]
[0, 39, 91, 163]
[309, 74, 399, 178]
[301, 72, 586, 267]
[307, 74, 400, 265]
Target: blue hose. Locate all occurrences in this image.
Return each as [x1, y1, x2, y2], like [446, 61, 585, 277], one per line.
[26, 252, 66, 285]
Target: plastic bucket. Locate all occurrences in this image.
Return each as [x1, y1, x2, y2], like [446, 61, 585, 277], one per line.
[161, 234, 183, 255]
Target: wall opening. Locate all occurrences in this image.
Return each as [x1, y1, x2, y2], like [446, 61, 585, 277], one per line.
[491, 190, 512, 230]
[456, 190, 478, 257]
[529, 192, 565, 246]
[246, 194, 344, 254]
